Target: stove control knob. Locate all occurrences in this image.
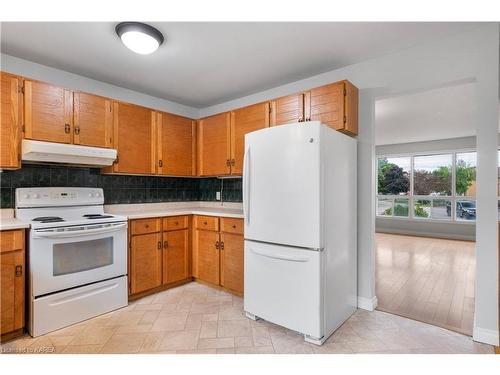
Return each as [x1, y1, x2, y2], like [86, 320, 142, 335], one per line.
[95, 192, 101, 198]
[89, 193, 94, 198]
[23, 194, 30, 199]
[33, 193, 40, 199]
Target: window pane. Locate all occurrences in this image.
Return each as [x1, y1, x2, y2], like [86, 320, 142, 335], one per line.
[377, 157, 410, 195]
[414, 154, 452, 196]
[394, 198, 409, 217]
[432, 199, 451, 220]
[456, 152, 476, 196]
[414, 199, 431, 219]
[377, 198, 393, 216]
[456, 200, 476, 221]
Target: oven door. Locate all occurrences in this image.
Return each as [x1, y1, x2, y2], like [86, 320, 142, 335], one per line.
[30, 222, 127, 297]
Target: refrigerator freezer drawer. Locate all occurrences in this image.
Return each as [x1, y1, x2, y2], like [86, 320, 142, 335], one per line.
[30, 276, 128, 337]
[243, 240, 323, 339]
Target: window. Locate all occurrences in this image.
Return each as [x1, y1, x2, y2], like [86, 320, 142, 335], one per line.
[377, 150, 477, 222]
[413, 154, 452, 196]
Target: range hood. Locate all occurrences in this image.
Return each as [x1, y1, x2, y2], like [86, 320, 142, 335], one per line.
[22, 140, 117, 167]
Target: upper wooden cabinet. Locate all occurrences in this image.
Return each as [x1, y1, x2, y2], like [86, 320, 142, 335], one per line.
[306, 80, 358, 136]
[156, 112, 196, 176]
[24, 79, 73, 144]
[197, 112, 231, 176]
[0, 72, 22, 170]
[109, 102, 155, 175]
[73, 92, 113, 148]
[271, 93, 305, 126]
[0, 229, 25, 338]
[230, 102, 270, 174]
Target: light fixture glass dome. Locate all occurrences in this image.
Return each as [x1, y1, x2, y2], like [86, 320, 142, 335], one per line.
[115, 22, 164, 55]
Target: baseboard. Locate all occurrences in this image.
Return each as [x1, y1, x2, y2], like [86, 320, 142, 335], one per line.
[357, 295, 378, 311]
[375, 228, 475, 242]
[473, 326, 499, 346]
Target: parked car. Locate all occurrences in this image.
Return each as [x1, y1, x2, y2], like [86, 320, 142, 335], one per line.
[456, 201, 476, 219]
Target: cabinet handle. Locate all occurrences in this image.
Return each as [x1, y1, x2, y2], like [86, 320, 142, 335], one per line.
[15, 265, 23, 277]
[232, 224, 236, 229]
[175, 221, 179, 225]
[203, 221, 207, 225]
[145, 224, 149, 228]
[157, 241, 162, 250]
[305, 116, 311, 121]
[220, 241, 224, 250]
[64, 124, 71, 133]
[158, 160, 163, 167]
[163, 240, 168, 249]
[215, 241, 220, 249]
[231, 159, 235, 166]
[226, 159, 231, 167]
[298, 116, 304, 122]
[74, 126, 80, 135]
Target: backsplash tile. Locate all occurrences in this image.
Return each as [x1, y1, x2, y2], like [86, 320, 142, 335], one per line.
[0, 164, 242, 208]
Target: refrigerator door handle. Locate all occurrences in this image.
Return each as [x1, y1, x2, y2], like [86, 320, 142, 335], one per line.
[243, 146, 251, 224]
[250, 248, 309, 263]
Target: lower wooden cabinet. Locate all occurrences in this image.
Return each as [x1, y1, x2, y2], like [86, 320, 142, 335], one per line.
[0, 229, 25, 340]
[129, 216, 190, 296]
[193, 216, 244, 295]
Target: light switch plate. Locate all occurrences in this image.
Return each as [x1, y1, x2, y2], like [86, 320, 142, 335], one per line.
[216, 191, 221, 200]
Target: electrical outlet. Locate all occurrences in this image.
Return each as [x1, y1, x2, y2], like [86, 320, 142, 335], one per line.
[216, 191, 221, 201]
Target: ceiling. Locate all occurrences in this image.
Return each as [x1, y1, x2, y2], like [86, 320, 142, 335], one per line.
[0, 22, 482, 108]
[375, 82, 483, 145]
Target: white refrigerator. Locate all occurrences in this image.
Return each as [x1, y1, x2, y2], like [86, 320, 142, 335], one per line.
[243, 121, 357, 345]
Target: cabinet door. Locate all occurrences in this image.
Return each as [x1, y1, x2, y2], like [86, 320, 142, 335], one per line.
[270, 93, 304, 126]
[0, 250, 24, 334]
[163, 229, 189, 284]
[306, 81, 345, 131]
[157, 112, 196, 176]
[130, 232, 162, 294]
[73, 92, 113, 148]
[220, 232, 244, 295]
[230, 102, 269, 175]
[112, 102, 155, 174]
[197, 112, 231, 176]
[24, 80, 73, 143]
[193, 229, 220, 285]
[0, 72, 21, 169]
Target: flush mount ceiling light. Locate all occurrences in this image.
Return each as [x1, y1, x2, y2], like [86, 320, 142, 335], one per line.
[115, 22, 164, 55]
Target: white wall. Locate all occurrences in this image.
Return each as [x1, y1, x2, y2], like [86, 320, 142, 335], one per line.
[0, 54, 199, 119]
[199, 24, 499, 345]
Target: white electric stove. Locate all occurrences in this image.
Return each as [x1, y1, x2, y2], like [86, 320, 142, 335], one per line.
[15, 187, 128, 337]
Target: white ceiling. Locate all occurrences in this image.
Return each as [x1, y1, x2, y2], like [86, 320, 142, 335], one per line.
[0, 22, 482, 108]
[375, 82, 483, 145]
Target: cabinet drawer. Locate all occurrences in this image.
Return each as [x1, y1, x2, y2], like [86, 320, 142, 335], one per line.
[0, 229, 24, 253]
[130, 218, 161, 235]
[194, 215, 219, 231]
[220, 217, 243, 235]
[163, 215, 189, 231]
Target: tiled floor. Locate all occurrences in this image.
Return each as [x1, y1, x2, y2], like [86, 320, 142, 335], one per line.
[376, 233, 475, 335]
[0, 282, 493, 354]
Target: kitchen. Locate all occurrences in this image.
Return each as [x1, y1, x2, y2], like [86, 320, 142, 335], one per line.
[0, 7, 499, 372]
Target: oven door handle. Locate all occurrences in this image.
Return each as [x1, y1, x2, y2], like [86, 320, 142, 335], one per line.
[33, 223, 127, 239]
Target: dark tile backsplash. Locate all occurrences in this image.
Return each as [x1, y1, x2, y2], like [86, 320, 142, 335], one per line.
[0, 164, 242, 208]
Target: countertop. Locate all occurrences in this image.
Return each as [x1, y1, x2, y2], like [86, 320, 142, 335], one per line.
[104, 202, 244, 220]
[0, 210, 29, 230]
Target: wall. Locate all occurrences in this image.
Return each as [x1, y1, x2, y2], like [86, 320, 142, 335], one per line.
[0, 54, 199, 119]
[198, 25, 499, 345]
[0, 165, 242, 208]
[375, 136, 477, 241]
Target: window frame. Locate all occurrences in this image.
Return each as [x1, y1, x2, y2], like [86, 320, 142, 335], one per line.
[376, 148, 476, 224]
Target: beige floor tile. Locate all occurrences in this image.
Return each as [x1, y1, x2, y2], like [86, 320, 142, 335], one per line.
[106, 311, 146, 326]
[100, 333, 147, 354]
[217, 319, 252, 337]
[68, 326, 117, 345]
[62, 344, 103, 354]
[235, 336, 254, 348]
[139, 310, 161, 325]
[49, 335, 75, 346]
[139, 332, 165, 353]
[252, 327, 272, 347]
[185, 313, 203, 330]
[134, 303, 164, 311]
[115, 323, 153, 334]
[158, 330, 199, 351]
[176, 348, 218, 354]
[236, 346, 275, 354]
[190, 302, 220, 314]
[200, 321, 218, 339]
[312, 342, 354, 354]
[151, 313, 188, 332]
[218, 305, 246, 320]
[346, 338, 389, 353]
[202, 313, 219, 321]
[217, 348, 236, 354]
[270, 334, 315, 354]
[198, 337, 235, 349]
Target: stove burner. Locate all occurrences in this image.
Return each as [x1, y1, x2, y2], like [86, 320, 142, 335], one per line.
[83, 214, 115, 219]
[32, 216, 65, 223]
